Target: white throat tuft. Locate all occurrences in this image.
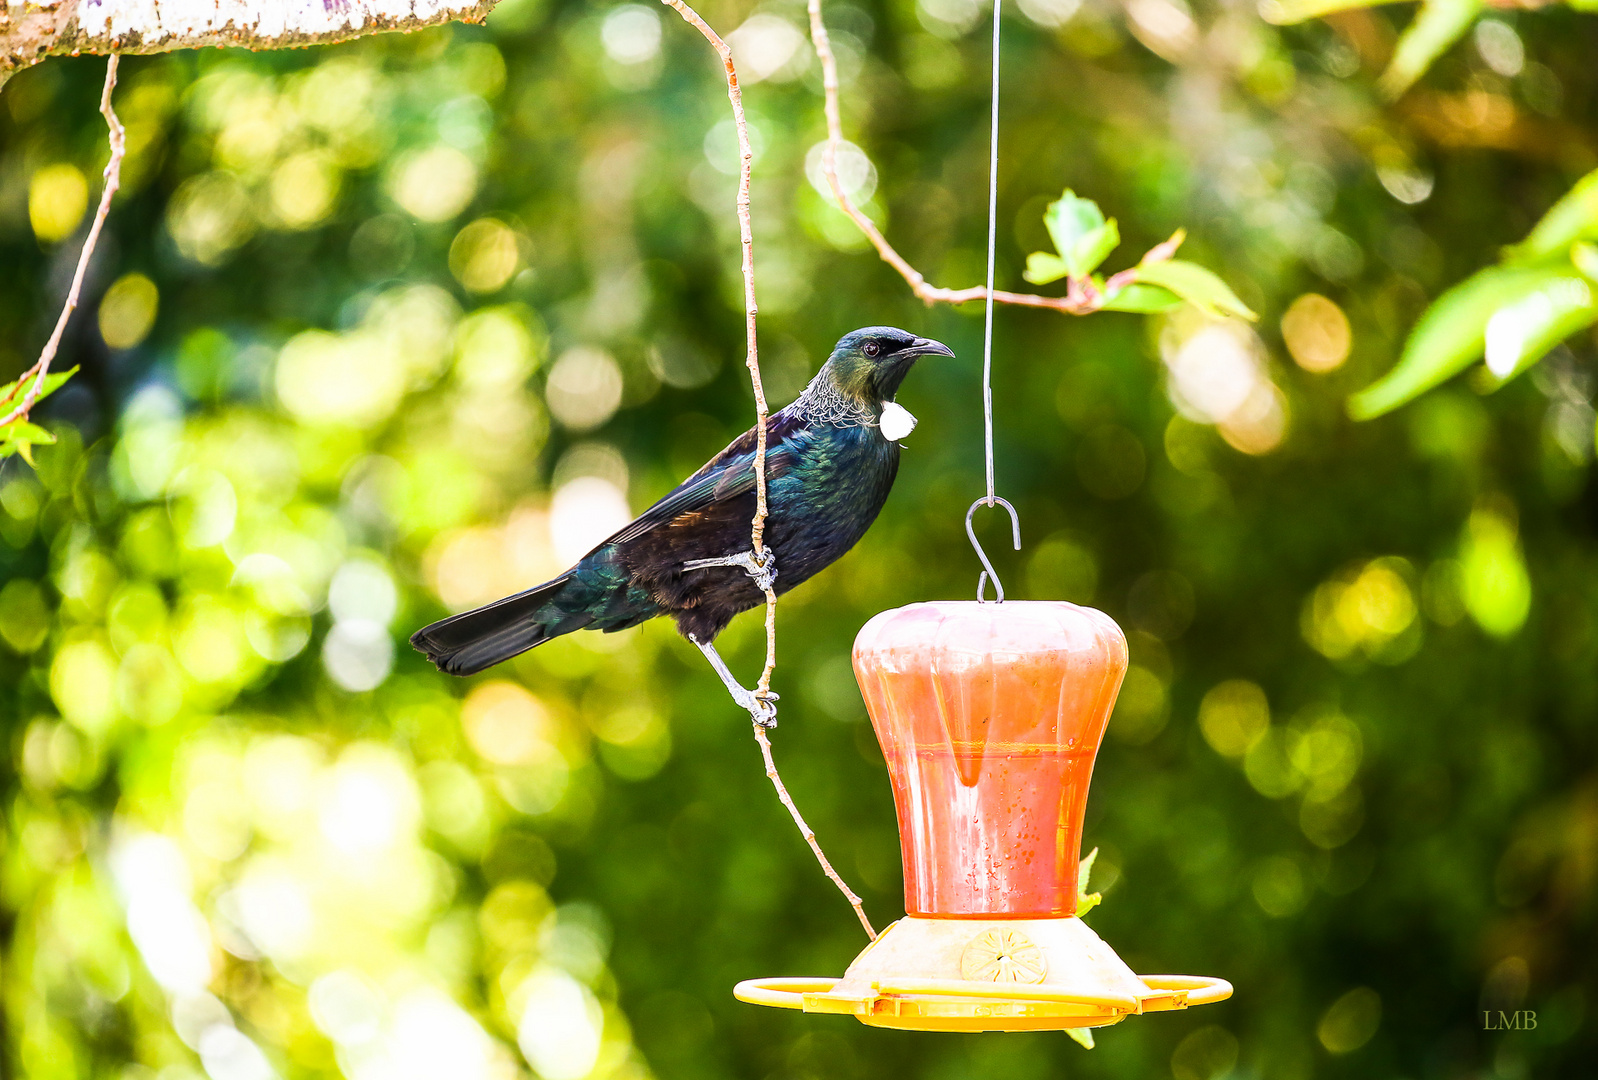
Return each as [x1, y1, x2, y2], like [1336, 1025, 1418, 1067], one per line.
[880, 401, 917, 442]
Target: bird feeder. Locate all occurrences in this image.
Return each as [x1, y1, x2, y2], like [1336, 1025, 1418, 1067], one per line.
[735, 600, 1231, 1032]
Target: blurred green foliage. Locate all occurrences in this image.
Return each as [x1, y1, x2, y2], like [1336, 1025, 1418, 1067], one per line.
[1, 1, 1596, 1079]
[1349, 169, 1598, 418]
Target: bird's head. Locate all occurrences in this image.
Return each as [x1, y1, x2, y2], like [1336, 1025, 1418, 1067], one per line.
[824, 326, 956, 404]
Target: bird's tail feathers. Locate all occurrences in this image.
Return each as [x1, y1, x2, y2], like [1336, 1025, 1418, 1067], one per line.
[410, 574, 586, 676]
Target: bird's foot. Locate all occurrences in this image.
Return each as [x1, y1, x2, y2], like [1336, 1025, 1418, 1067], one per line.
[739, 687, 781, 729]
[683, 548, 778, 594]
[690, 634, 779, 728]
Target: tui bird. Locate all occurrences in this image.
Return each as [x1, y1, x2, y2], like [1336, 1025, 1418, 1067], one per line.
[410, 326, 956, 723]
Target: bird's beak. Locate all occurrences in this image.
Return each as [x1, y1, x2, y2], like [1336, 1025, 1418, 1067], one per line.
[902, 337, 956, 359]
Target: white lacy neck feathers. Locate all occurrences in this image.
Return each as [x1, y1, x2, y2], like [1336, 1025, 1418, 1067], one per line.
[791, 377, 917, 443]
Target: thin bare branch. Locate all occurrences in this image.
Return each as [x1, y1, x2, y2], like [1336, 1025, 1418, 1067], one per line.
[0, 54, 122, 429]
[806, 0, 1103, 315]
[661, 0, 872, 940]
[657, 0, 777, 692]
[755, 725, 877, 940]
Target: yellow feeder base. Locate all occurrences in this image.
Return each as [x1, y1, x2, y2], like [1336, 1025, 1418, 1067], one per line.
[734, 916, 1231, 1033]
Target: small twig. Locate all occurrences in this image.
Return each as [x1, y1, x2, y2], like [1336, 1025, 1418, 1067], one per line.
[806, 0, 1114, 315]
[754, 725, 877, 940]
[661, 0, 873, 939]
[658, 0, 778, 698]
[1, 55, 122, 428]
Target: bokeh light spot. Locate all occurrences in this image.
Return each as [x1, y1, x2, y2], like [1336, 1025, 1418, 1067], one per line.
[728, 15, 809, 83]
[463, 681, 556, 766]
[602, 5, 663, 65]
[307, 969, 383, 1045]
[51, 637, 119, 735]
[98, 273, 160, 350]
[275, 329, 407, 429]
[545, 347, 624, 431]
[269, 150, 341, 229]
[1302, 557, 1420, 662]
[1108, 665, 1169, 744]
[1019, 0, 1081, 28]
[550, 477, 631, 566]
[804, 139, 877, 204]
[390, 146, 478, 223]
[1317, 986, 1381, 1053]
[322, 620, 394, 692]
[1162, 317, 1287, 454]
[167, 172, 256, 265]
[1281, 293, 1351, 372]
[198, 1025, 276, 1080]
[0, 579, 52, 653]
[1170, 1023, 1239, 1080]
[1198, 680, 1270, 759]
[454, 307, 542, 389]
[449, 218, 522, 293]
[318, 749, 419, 857]
[1251, 856, 1308, 917]
[1461, 508, 1532, 638]
[328, 559, 398, 627]
[28, 163, 88, 242]
[516, 969, 604, 1080]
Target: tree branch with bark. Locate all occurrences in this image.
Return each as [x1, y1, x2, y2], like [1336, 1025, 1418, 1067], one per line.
[0, 0, 500, 87]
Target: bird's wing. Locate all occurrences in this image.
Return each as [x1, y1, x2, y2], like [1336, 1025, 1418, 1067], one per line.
[603, 410, 808, 547]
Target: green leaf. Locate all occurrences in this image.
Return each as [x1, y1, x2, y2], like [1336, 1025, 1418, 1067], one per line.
[1023, 252, 1071, 286]
[1378, 0, 1482, 100]
[1044, 192, 1121, 278]
[1348, 264, 1594, 419]
[0, 365, 80, 411]
[0, 421, 58, 447]
[1066, 848, 1104, 1049]
[1505, 169, 1598, 265]
[1258, 0, 1398, 25]
[0, 421, 58, 467]
[1481, 272, 1598, 385]
[1100, 282, 1184, 314]
[1072, 221, 1121, 279]
[1574, 242, 1598, 282]
[1128, 260, 1256, 320]
[1075, 846, 1103, 918]
[1044, 191, 1104, 259]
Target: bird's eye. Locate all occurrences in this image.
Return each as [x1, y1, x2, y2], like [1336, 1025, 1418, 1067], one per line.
[863, 342, 881, 357]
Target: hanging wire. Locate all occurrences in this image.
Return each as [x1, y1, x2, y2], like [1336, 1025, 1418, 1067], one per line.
[980, 0, 1000, 503]
[965, 0, 1020, 602]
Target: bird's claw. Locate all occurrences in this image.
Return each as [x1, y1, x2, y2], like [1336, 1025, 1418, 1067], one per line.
[748, 548, 777, 594]
[683, 548, 779, 594]
[746, 689, 780, 728]
[727, 681, 779, 728]
[690, 633, 779, 728]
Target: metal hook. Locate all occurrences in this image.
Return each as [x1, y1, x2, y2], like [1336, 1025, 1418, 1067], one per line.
[965, 496, 1021, 603]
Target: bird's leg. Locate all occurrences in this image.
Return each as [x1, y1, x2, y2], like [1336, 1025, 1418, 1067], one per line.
[681, 548, 778, 594]
[683, 550, 780, 725]
[689, 634, 779, 728]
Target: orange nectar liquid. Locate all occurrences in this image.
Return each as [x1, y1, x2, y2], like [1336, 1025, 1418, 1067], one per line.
[883, 742, 1099, 917]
